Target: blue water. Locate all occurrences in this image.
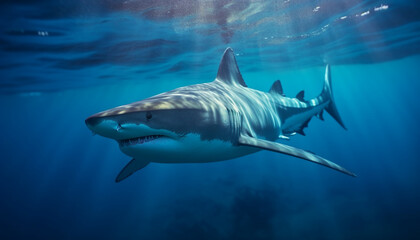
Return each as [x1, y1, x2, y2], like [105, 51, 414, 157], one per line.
[1, 1, 420, 239]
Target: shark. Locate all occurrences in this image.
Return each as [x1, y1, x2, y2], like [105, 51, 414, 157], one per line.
[85, 47, 355, 182]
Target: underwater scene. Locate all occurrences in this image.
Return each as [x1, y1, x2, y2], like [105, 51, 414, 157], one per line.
[1, 0, 420, 239]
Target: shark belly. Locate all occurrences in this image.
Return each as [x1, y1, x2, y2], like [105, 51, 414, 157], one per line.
[120, 133, 259, 164]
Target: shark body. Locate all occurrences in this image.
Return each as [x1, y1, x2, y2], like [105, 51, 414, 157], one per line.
[86, 48, 355, 182]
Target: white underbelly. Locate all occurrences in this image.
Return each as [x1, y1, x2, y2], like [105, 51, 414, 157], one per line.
[122, 133, 259, 164]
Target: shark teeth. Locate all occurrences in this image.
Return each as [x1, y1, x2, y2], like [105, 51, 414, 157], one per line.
[119, 135, 163, 147]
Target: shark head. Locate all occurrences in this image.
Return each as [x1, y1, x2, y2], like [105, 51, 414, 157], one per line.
[85, 89, 230, 161]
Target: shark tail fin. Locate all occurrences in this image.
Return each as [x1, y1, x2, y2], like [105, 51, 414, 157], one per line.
[323, 65, 347, 130]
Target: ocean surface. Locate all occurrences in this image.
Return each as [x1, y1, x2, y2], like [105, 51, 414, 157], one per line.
[1, 1, 420, 239]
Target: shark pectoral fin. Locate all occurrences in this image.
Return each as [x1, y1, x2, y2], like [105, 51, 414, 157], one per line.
[116, 159, 150, 183]
[238, 135, 356, 177]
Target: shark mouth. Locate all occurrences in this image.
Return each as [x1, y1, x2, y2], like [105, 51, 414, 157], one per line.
[118, 135, 164, 147]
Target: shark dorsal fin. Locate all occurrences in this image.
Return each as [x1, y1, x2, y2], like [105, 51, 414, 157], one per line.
[269, 80, 284, 95]
[296, 90, 305, 101]
[216, 48, 247, 87]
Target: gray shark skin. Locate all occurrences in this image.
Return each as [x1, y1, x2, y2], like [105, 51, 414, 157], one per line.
[86, 48, 355, 182]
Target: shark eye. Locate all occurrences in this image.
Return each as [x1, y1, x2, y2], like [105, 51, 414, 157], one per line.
[146, 112, 152, 120]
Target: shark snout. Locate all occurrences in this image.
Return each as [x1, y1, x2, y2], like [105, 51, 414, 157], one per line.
[85, 113, 179, 141]
[85, 115, 102, 128]
[85, 115, 122, 139]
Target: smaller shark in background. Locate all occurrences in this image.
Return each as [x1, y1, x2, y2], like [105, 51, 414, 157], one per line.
[86, 48, 355, 182]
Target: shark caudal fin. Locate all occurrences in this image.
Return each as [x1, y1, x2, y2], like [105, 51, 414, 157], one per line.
[323, 65, 347, 130]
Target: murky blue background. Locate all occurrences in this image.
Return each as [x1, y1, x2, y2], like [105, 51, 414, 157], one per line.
[1, 1, 419, 239]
